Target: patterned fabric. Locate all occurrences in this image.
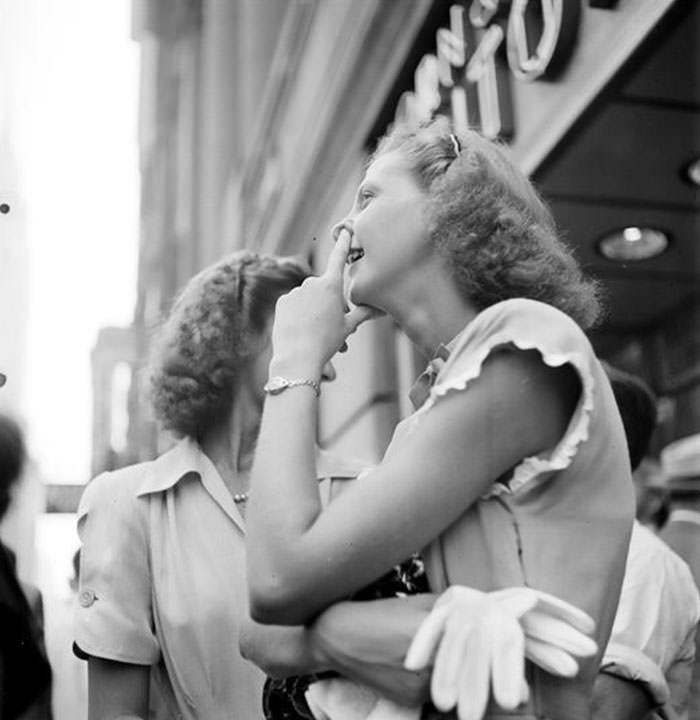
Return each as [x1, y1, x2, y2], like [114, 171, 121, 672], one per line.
[262, 555, 429, 720]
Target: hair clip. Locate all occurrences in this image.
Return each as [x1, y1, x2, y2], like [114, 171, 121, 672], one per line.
[449, 133, 461, 157]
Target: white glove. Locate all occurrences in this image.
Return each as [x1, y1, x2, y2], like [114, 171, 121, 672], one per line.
[305, 678, 421, 720]
[404, 587, 528, 720]
[491, 587, 597, 677]
[404, 586, 597, 720]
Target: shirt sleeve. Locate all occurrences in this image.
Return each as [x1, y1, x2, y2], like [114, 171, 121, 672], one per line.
[600, 523, 700, 707]
[73, 471, 160, 665]
[422, 299, 597, 496]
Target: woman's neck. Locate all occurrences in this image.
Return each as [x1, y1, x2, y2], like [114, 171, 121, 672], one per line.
[385, 268, 478, 359]
[200, 397, 261, 497]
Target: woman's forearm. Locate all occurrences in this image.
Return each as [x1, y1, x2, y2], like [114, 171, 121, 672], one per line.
[247, 371, 324, 622]
[239, 619, 325, 679]
[309, 594, 436, 705]
[241, 594, 436, 704]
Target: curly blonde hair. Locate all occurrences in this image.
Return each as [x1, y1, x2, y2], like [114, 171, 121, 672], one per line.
[372, 118, 602, 330]
[149, 252, 310, 439]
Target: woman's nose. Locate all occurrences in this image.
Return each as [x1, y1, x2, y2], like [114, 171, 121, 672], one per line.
[321, 361, 336, 383]
[331, 219, 353, 243]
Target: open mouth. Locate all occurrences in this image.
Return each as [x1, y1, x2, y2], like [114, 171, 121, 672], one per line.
[346, 248, 365, 265]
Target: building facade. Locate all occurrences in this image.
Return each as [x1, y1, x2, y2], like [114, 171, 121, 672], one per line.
[97, 0, 700, 473]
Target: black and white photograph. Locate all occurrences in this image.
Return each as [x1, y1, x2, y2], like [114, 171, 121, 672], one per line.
[1, 1, 699, 719]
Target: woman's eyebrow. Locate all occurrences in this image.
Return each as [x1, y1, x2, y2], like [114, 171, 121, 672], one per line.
[357, 179, 378, 196]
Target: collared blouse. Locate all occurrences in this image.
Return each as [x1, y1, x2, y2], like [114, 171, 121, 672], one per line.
[74, 437, 362, 720]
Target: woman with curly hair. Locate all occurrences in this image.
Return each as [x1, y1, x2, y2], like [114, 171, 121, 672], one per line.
[73, 252, 360, 720]
[245, 119, 635, 719]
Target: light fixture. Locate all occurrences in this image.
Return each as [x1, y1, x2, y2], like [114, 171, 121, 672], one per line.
[683, 156, 700, 187]
[596, 226, 669, 262]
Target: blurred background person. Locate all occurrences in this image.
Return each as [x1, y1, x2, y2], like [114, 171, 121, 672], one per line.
[594, 367, 700, 720]
[634, 457, 671, 534]
[73, 252, 349, 720]
[601, 363, 670, 532]
[660, 434, 700, 718]
[0, 413, 52, 719]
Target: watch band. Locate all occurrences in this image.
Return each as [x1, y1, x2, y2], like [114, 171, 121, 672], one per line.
[264, 376, 321, 397]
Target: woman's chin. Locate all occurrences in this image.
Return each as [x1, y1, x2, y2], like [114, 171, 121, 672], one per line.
[349, 278, 386, 315]
[348, 280, 368, 308]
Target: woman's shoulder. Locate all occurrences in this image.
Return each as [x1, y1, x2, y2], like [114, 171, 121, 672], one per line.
[476, 298, 584, 335]
[451, 298, 593, 366]
[78, 459, 157, 519]
[424, 298, 597, 423]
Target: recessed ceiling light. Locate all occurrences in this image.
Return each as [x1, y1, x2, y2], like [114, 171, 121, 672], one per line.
[683, 156, 700, 187]
[597, 226, 669, 262]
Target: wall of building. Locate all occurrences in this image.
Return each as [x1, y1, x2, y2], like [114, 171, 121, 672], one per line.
[117, 0, 700, 469]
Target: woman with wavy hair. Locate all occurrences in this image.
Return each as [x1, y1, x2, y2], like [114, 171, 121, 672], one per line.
[245, 118, 634, 719]
[73, 252, 354, 720]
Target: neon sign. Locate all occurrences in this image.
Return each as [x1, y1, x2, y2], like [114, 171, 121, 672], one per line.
[395, 0, 586, 140]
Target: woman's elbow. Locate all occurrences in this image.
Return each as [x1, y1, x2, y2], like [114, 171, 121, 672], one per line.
[239, 629, 284, 678]
[248, 576, 314, 625]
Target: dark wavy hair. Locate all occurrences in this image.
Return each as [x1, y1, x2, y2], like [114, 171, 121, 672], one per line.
[149, 252, 311, 439]
[0, 414, 26, 520]
[372, 118, 602, 329]
[605, 364, 658, 471]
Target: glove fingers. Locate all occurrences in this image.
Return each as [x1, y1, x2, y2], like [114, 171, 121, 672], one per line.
[490, 612, 525, 710]
[525, 638, 579, 677]
[529, 591, 595, 635]
[490, 588, 539, 619]
[404, 603, 450, 671]
[491, 587, 594, 635]
[434, 586, 487, 610]
[522, 612, 597, 658]
[456, 622, 491, 720]
[431, 618, 474, 712]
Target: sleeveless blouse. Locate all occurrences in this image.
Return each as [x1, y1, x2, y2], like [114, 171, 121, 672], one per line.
[405, 299, 634, 719]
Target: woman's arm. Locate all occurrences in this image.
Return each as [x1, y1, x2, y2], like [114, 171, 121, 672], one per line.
[239, 619, 321, 679]
[87, 657, 149, 720]
[247, 235, 579, 624]
[241, 595, 436, 706]
[248, 349, 578, 625]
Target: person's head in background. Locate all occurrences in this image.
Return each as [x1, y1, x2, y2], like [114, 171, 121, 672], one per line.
[605, 364, 669, 530]
[660, 432, 700, 512]
[148, 252, 321, 465]
[0, 413, 26, 522]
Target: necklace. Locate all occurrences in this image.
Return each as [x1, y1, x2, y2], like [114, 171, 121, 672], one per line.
[233, 491, 249, 504]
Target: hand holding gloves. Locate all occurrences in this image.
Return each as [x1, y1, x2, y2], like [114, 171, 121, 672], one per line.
[404, 586, 597, 720]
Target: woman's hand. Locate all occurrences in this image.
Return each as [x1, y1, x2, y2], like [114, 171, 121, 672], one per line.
[239, 616, 324, 678]
[270, 229, 379, 377]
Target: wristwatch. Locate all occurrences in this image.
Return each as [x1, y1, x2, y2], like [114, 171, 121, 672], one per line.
[263, 376, 321, 397]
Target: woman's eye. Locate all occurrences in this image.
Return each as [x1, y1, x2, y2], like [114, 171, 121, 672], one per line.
[359, 190, 374, 207]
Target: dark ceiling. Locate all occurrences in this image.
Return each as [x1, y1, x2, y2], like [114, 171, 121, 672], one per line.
[534, 0, 700, 356]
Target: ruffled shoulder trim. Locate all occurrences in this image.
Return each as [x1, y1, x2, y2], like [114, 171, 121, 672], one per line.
[417, 299, 596, 497]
